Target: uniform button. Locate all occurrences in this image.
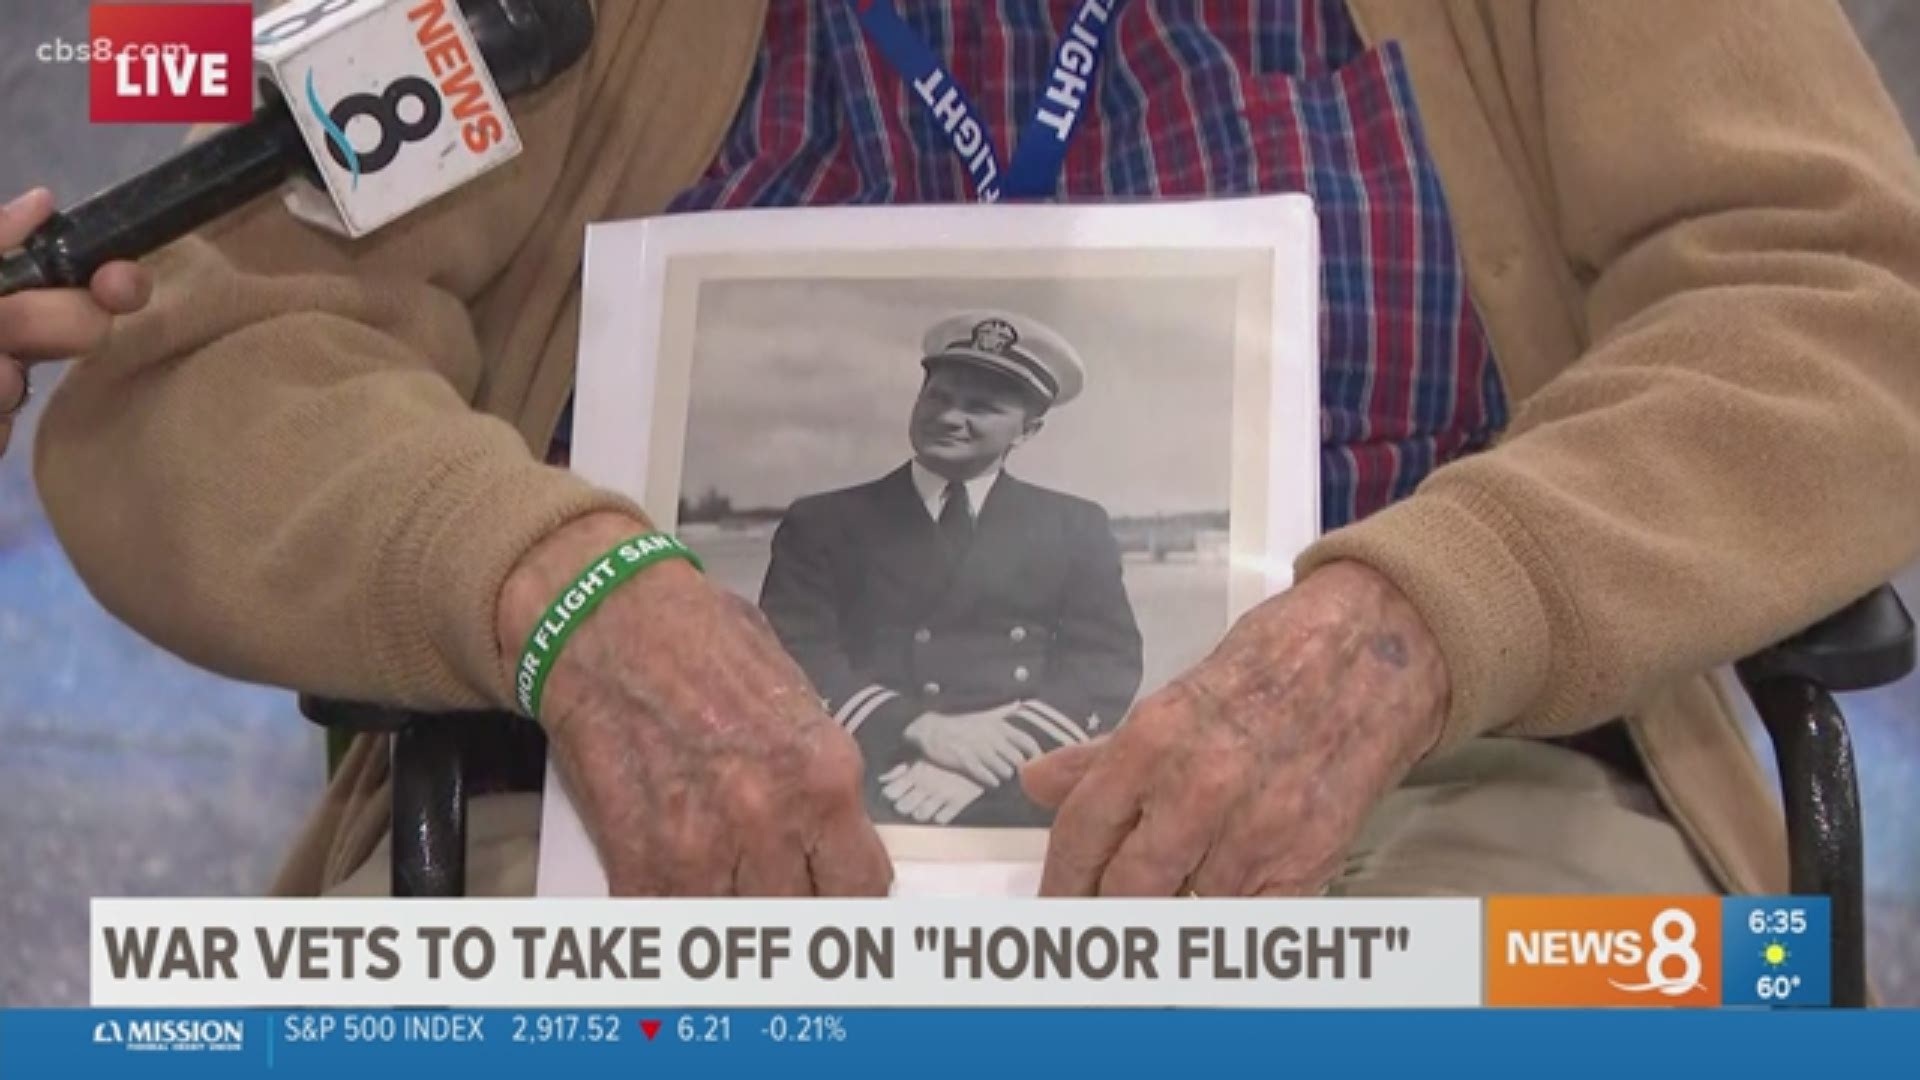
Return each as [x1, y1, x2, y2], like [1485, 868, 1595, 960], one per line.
[922, 681, 941, 696]
[1009, 626, 1027, 643]
[914, 627, 932, 644]
[1013, 666, 1030, 683]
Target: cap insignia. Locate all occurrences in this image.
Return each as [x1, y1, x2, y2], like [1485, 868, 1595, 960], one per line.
[969, 318, 1019, 355]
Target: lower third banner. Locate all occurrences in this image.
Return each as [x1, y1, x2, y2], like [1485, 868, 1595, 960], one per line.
[88, 898, 1480, 1008]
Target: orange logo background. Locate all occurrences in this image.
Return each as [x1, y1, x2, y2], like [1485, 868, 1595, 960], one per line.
[1486, 896, 1722, 1007]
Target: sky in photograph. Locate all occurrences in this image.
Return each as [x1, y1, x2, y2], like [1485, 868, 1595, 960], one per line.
[680, 274, 1245, 518]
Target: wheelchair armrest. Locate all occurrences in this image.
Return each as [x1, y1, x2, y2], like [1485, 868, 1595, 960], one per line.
[1735, 585, 1915, 692]
[297, 694, 422, 733]
[297, 696, 500, 898]
[1732, 583, 1909, 1009]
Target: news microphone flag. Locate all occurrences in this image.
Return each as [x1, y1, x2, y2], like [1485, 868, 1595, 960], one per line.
[252, 0, 521, 238]
[88, 895, 1832, 1009]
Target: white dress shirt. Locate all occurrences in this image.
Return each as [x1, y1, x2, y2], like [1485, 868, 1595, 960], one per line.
[909, 460, 1001, 523]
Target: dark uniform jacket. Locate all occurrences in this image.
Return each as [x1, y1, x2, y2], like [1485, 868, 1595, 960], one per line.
[760, 464, 1144, 826]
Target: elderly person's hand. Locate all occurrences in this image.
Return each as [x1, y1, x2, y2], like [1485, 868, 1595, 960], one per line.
[495, 511, 893, 896]
[0, 188, 150, 457]
[1022, 561, 1449, 896]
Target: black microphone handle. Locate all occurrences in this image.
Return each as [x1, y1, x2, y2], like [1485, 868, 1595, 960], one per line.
[468, 0, 596, 100]
[0, 105, 305, 297]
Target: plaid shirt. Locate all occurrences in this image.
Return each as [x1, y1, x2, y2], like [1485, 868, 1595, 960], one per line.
[639, 0, 1509, 529]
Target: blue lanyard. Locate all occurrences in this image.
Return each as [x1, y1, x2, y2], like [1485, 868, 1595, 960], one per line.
[850, 0, 1126, 201]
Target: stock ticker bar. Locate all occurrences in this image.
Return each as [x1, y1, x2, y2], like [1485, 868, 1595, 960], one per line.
[0, 1007, 1914, 1079]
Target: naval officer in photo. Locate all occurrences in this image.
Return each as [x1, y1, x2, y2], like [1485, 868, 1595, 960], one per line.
[759, 310, 1144, 827]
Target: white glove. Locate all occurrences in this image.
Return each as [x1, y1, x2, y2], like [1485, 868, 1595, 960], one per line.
[878, 761, 986, 824]
[902, 703, 1044, 787]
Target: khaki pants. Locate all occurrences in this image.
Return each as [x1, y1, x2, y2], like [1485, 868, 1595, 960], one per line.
[327, 737, 1717, 897]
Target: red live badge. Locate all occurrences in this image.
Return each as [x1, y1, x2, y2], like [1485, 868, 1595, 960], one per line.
[90, 4, 253, 124]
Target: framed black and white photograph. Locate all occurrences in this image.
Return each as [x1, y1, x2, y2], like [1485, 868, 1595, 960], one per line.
[540, 198, 1319, 897]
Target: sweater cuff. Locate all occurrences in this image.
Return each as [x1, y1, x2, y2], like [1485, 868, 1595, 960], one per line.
[366, 438, 644, 710]
[1293, 483, 1558, 751]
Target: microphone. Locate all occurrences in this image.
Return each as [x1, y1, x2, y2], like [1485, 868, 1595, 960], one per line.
[0, 0, 594, 298]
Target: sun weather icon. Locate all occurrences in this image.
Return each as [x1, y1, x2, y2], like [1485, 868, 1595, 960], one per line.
[1762, 941, 1790, 968]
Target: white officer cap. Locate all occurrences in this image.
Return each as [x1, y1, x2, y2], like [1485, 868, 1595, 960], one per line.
[920, 310, 1085, 410]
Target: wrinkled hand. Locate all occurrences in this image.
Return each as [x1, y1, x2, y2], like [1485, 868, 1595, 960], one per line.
[878, 760, 985, 824]
[1021, 561, 1449, 896]
[903, 703, 1041, 787]
[496, 512, 893, 896]
[0, 188, 150, 457]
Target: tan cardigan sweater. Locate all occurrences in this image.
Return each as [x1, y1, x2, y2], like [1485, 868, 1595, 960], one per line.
[35, 1, 1920, 895]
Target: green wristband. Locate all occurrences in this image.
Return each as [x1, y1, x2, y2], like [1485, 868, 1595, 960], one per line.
[514, 531, 703, 719]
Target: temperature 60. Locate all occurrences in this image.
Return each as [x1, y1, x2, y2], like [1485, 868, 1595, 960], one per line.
[1756, 974, 1802, 1000]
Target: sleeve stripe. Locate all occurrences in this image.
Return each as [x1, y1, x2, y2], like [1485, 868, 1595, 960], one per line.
[1013, 706, 1083, 748]
[1005, 712, 1054, 751]
[1025, 698, 1078, 732]
[833, 684, 888, 727]
[1012, 702, 1087, 747]
[1023, 700, 1089, 743]
[845, 689, 900, 735]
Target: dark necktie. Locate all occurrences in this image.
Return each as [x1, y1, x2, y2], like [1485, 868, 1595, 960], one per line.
[938, 480, 974, 555]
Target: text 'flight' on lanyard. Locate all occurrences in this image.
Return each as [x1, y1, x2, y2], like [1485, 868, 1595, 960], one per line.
[851, 0, 1127, 201]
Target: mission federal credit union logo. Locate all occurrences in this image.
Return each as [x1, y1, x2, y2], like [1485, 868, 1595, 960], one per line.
[91, 1017, 246, 1053]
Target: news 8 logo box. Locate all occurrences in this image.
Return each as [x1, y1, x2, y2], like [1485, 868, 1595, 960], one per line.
[253, 0, 523, 237]
[1485, 896, 1833, 1008]
[89, 4, 255, 124]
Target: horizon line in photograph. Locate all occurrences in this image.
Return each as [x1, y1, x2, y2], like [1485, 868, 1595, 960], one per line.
[676, 488, 1231, 562]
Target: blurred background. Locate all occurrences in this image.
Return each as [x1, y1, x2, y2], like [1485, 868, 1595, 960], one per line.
[2, 1, 1917, 1005]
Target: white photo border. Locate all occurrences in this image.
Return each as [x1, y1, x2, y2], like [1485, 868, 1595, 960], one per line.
[539, 198, 1320, 895]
